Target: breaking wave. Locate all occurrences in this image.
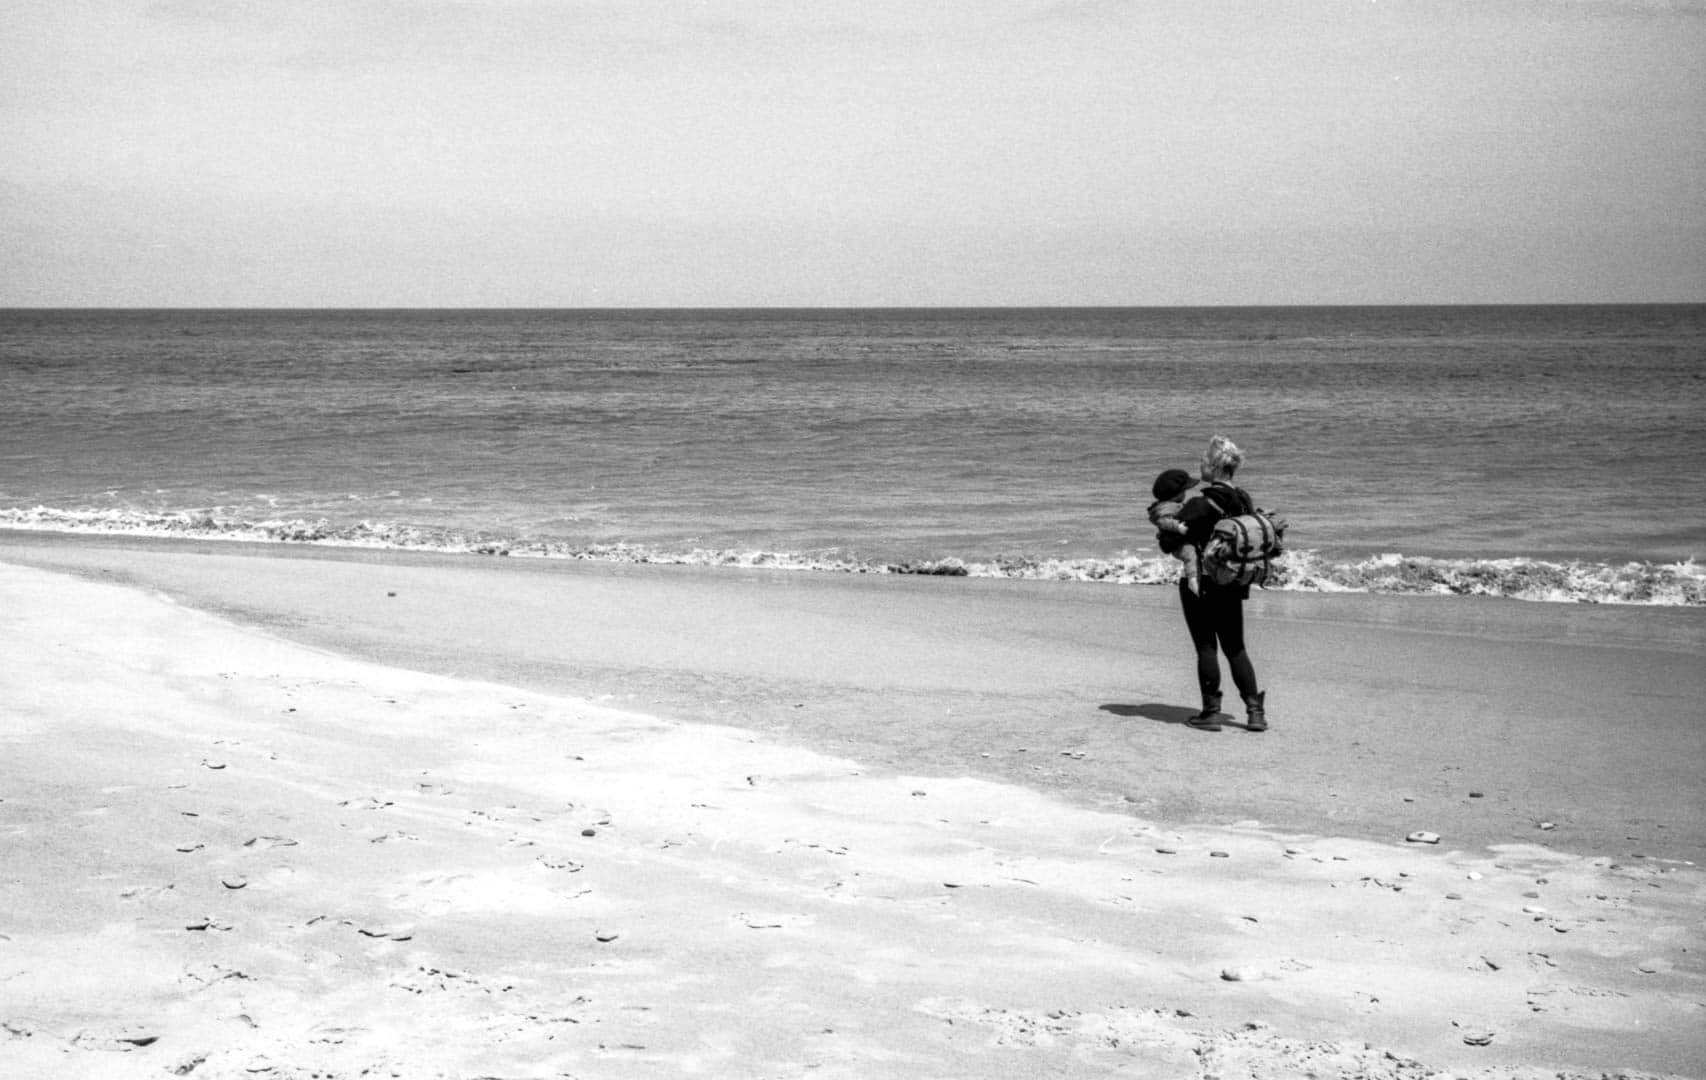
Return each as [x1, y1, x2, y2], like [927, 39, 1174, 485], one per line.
[2, 507, 1701, 606]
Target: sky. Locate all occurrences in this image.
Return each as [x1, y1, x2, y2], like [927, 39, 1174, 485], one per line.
[2, 0, 1702, 307]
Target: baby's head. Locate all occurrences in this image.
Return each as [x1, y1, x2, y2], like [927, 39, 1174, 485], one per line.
[1151, 467, 1198, 503]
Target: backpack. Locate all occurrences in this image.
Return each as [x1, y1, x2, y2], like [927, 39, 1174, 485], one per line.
[1198, 485, 1284, 588]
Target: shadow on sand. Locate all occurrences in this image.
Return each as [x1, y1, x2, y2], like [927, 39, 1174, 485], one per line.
[1100, 703, 1253, 731]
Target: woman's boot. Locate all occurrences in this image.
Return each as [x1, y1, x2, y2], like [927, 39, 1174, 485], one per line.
[1243, 691, 1267, 732]
[1187, 692, 1223, 729]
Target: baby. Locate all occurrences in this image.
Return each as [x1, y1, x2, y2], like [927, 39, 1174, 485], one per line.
[1146, 467, 1202, 587]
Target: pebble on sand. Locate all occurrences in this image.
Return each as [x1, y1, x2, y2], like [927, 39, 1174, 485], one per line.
[1405, 831, 1441, 844]
[1220, 965, 1264, 982]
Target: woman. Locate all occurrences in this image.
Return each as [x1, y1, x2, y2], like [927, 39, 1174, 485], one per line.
[1175, 435, 1275, 732]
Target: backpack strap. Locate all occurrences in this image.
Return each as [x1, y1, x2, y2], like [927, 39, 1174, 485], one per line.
[1202, 482, 1252, 518]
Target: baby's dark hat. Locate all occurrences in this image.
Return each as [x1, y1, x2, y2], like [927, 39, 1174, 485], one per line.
[1151, 468, 1198, 501]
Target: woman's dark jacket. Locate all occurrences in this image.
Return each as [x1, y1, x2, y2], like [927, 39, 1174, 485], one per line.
[1176, 481, 1256, 599]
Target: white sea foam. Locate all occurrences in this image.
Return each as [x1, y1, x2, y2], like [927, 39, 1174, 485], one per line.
[4, 507, 1702, 606]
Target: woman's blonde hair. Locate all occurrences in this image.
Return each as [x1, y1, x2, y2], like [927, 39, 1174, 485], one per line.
[1202, 434, 1244, 481]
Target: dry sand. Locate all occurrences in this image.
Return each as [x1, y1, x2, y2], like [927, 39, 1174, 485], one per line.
[1, 534, 1702, 1078]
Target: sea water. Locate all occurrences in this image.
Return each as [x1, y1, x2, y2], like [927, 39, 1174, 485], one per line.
[3, 306, 1703, 603]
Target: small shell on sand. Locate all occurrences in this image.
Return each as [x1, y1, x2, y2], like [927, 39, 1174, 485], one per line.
[1405, 831, 1441, 844]
[1220, 965, 1264, 982]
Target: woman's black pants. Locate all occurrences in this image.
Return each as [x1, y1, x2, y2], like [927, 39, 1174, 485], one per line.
[1178, 579, 1259, 704]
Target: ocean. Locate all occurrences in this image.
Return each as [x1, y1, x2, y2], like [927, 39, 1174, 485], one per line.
[2, 306, 1703, 604]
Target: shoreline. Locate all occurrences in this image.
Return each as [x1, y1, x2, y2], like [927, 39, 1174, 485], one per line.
[1, 537, 1703, 1077]
[3, 529, 1702, 865]
[3, 514, 1701, 605]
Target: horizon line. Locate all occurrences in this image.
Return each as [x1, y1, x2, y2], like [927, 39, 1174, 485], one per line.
[4, 301, 1703, 313]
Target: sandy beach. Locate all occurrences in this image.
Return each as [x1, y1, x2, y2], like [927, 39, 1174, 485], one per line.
[2, 533, 1702, 1078]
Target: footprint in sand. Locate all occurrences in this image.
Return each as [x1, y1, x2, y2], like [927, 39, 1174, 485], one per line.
[180, 963, 252, 989]
[305, 915, 412, 941]
[392, 871, 576, 917]
[917, 998, 1198, 1057]
[340, 796, 395, 811]
[390, 965, 496, 997]
[733, 912, 816, 930]
[354, 924, 415, 942]
[243, 835, 299, 850]
[70, 1027, 159, 1051]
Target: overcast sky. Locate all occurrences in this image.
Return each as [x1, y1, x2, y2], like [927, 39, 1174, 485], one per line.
[3, 0, 1702, 306]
